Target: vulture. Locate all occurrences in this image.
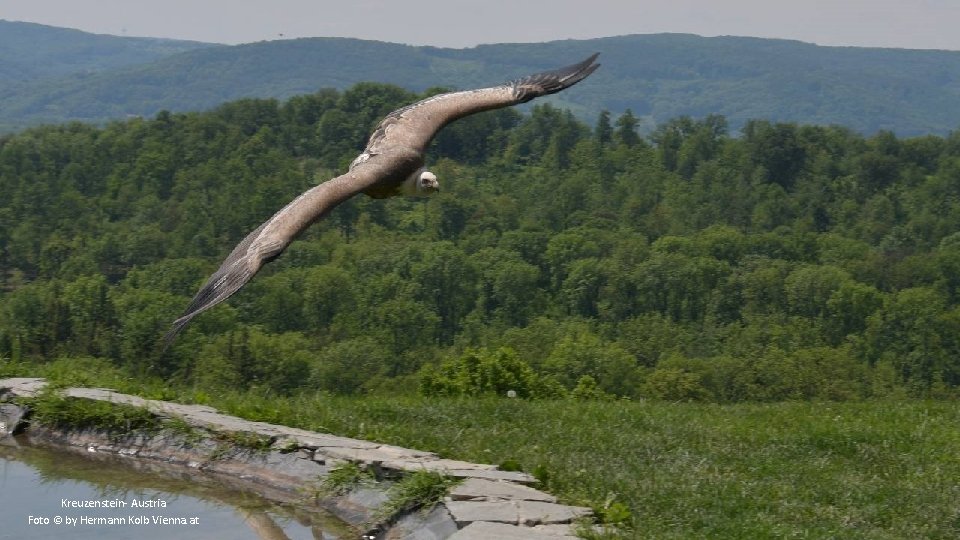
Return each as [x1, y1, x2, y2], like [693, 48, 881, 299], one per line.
[164, 53, 600, 346]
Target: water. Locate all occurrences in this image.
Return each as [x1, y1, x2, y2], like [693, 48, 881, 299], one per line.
[0, 439, 351, 540]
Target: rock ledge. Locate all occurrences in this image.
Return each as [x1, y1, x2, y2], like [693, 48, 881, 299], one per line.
[0, 377, 591, 539]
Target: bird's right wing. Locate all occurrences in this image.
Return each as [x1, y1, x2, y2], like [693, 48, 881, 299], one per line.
[162, 154, 414, 348]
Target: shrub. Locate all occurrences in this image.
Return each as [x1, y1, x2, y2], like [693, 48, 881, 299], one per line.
[570, 375, 615, 401]
[419, 347, 550, 398]
[641, 367, 711, 402]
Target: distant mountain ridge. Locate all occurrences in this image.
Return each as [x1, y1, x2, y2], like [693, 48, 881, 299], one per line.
[2, 21, 960, 136]
[0, 20, 212, 85]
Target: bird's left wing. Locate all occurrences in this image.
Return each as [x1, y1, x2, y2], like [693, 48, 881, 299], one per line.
[364, 53, 600, 156]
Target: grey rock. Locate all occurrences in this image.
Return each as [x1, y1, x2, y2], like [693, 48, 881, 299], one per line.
[531, 524, 581, 537]
[0, 377, 46, 397]
[450, 478, 556, 503]
[516, 500, 591, 525]
[444, 469, 536, 484]
[322, 446, 393, 464]
[445, 499, 590, 528]
[376, 443, 436, 460]
[382, 457, 497, 473]
[0, 403, 28, 436]
[448, 521, 576, 539]
[444, 500, 518, 525]
[332, 486, 391, 526]
[250, 450, 330, 485]
[384, 505, 459, 540]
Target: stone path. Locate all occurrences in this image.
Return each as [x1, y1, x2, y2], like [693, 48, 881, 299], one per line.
[0, 378, 592, 539]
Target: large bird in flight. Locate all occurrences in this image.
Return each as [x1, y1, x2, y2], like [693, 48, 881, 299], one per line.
[164, 53, 600, 346]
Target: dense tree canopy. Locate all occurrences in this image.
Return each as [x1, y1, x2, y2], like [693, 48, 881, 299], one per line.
[2, 83, 960, 401]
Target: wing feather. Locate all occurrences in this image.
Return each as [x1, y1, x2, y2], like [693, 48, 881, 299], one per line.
[163, 159, 406, 348]
[363, 53, 601, 155]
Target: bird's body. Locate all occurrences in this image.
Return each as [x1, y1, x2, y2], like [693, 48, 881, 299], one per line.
[164, 54, 600, 346]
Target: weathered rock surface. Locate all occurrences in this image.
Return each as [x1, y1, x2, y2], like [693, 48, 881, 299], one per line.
[450, 478, 557, 502]
[0, 377, 46, 397]
[446, 500, 590, 527]
[0, 378, 592, 539]
[0, 402, 28, 435]
[449, 521, 579, 539]
[385, 505, 459, 540]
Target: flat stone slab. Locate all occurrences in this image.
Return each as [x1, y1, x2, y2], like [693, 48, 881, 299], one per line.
[446, 500, 521, 525]
[284, 433, 380, 450]
[449, 521, 578, 539]
[446, 500, 589, 527]
[445, 468, 536, 484]
[0, 378, 46, 397]
[531, 524, 582, 537]
[450, 478, 556, 503]
[318, 445, 437, 465]
[517, 500, 591, 525]
[382, 457, 497, 473]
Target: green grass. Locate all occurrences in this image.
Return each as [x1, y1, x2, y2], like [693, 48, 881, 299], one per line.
[25, 390, 161, 435]
[213, 430, 274, 452]
[377, 470, 459, 521]
[316, 462, 377, 497]
[4, 360, 959, 537]
[197, 392, 960, 539]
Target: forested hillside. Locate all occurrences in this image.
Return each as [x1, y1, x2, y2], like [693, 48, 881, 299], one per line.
[2, 85, 959, 401]
[0, 20, 210, 93]
[4, 23, 960, 135]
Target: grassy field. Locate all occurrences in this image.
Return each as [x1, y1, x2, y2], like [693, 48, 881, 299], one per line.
[4, 359, 960, 538]
[200, 393, 960, 539]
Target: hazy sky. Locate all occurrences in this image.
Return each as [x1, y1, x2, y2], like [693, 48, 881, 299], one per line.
[2, 0, 959, 50]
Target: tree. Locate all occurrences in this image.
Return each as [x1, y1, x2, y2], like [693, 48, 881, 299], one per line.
[311, 336, 390, 394]
[193, 327, 314, 393]
[561, 258, 608, 318]
[111, 288, 183, 375]
[676, 115, 727, 178]
[614, 109, 640, 147]
[428, 194, 475, 242]
[544, 331, 641, 397]
[471, 248, 543, 327]
[742, 120, 806, 189]
[863, 287, 958, 390]
[62, 274, 114, 356]
[784, 264, 850, 319]
[544, 229, 602, 288]
[595, 110, 613, 146]
[652, 116, 695, 172]
[302, 265, 357, 332]
[410, 242, 477, 344]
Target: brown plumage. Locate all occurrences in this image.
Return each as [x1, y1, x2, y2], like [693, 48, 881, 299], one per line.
[163, 53, 600, 347]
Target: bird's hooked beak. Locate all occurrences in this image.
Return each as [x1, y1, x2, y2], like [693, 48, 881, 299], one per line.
[419, 171, 440, 194]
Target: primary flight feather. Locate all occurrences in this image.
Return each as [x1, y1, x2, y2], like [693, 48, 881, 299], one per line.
[164, 53, 600, 346]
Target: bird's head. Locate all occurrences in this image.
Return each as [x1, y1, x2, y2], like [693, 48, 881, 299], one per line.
[417, 170, 440, 195]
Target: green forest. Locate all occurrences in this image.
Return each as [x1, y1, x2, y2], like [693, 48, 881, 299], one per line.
[2, 83, 960, 403]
